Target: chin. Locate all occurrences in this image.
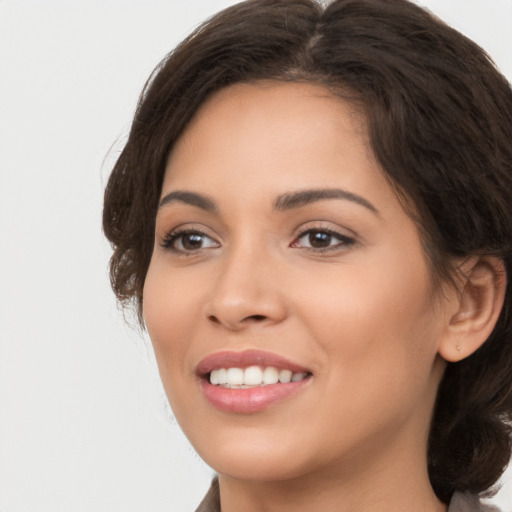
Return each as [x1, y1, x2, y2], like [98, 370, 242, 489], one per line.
[186, 425, 316, 482]
[203, 451, 310, 482]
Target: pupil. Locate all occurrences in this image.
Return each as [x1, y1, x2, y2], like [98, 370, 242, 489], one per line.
[309, 231, 331, 248]
[183, 233, 203, 250]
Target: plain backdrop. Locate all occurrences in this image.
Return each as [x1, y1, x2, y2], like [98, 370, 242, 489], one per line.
[0, 1, 511, 511]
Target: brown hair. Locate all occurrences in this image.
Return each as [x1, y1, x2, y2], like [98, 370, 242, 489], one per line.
[103, 0, 512, 502]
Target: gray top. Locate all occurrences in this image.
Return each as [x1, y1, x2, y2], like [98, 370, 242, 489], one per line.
[195, 478, 502, 512]
[448, 493, 501, 512]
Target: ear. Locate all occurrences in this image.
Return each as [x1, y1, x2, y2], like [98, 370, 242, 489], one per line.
[438, 256, 507, 363]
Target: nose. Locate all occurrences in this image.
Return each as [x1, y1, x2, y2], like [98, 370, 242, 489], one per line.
[203, 246, 288, 331]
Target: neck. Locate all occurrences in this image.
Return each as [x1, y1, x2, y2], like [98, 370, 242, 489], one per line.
[217, 435, 447, 512]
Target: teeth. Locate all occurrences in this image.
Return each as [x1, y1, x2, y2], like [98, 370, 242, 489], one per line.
[262, 366, 279, 385]
[210, 371, 219, 385]
[278, 369, 292, 383]
[218, 368, 227, 385]
[209, 366, 308, 387]
[226, 367, 244, 385]
[244, 365, 263, 385]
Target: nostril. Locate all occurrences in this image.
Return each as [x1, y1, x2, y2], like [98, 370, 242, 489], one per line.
[205, 312, 270, 328]
[208, 315, 221, 324]
[247, 315, 266, 322]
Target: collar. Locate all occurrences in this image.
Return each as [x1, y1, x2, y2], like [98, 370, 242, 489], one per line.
[194, 478, 500, 512]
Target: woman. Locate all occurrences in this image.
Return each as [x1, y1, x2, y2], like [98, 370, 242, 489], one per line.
[103, 0, 512, 510]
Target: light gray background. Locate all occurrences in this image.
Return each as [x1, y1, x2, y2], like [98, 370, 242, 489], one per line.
[0, 1, 511, 511]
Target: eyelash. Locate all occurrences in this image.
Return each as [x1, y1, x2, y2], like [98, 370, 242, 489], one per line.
[161, 229, 219, 253]
[160, 227, 355, 255]
[291, 227, 355, 253]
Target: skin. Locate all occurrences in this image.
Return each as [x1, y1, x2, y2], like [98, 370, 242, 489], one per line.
[143, 81, 460, 512]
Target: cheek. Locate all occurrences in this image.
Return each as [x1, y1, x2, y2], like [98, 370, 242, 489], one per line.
[299, 247, 440, 389]
[143, 261, 204, 377]
[142, 261, 213, 428]
[295, 257, 442, 450]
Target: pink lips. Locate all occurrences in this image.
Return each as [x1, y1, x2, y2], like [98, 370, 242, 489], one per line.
[196, 349, 312, 413]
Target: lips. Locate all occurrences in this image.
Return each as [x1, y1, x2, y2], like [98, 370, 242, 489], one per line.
[196, 349, 312, 413]
[196, 349, 311, 375]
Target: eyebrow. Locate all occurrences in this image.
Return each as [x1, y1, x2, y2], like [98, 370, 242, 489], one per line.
[273, 188, 379, 215]
[158, 187, 379, 215]
[159, 190, 217, 212]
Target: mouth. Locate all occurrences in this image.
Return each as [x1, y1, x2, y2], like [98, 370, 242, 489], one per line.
[196, 350, 312, 413]
[208, 366, 310, 388]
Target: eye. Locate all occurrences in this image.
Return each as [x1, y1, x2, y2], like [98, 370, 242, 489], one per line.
[161, 229, 220, 253]
[291, 228, 355, 252]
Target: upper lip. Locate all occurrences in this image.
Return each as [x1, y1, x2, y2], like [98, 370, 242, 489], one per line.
[195, 349, 311, 377]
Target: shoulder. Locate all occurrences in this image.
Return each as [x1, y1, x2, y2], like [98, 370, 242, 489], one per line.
[448, 492, 502, 512]
[195, 477, 220, 512]
[194, 485, 504, 512]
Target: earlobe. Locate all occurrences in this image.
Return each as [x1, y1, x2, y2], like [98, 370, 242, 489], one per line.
[438, 256, 507, 363]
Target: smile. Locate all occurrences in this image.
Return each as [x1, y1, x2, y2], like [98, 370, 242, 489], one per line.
[209, 366, 308, 387]
[196, 350, 312, 413]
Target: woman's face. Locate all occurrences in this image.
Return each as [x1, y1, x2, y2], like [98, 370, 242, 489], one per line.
[143, 82, 450, 482]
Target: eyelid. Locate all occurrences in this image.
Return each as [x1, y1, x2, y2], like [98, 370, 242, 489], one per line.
[292, 220, 356, 239]
[290, 222, 357, 252]
[159, 224, 221, 253]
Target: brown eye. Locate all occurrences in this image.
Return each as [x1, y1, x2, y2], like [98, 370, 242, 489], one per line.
[162, 230, 220, 252]
[292, 229, 355, 252]
[308, 231, 333, 248]
[181, 233, 206, 250]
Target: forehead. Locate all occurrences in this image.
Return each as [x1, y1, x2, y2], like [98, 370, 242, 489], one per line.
[163, 81, 384, 193]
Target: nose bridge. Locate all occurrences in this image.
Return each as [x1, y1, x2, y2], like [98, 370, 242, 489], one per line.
[205, 236, 286, 329]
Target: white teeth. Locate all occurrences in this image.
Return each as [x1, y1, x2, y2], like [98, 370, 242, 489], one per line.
[210, 371, 219, 385]
[278, 369, 292, 383]
[262, 367, 279, 385]
[244, 365, 263, 385]
[226, 367, 244, 385]
[217, 368, 227, 385]
[209, 366, 308, 387]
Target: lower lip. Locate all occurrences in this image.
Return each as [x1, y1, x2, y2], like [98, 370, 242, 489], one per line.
[200, 378, 310, 413]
